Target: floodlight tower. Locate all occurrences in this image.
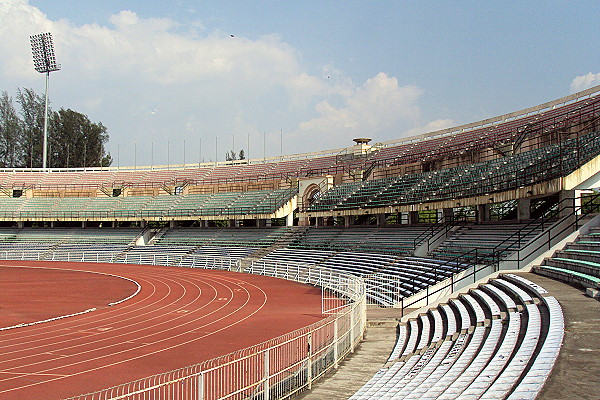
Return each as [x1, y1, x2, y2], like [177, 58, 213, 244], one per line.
[30, 32, 60, 170]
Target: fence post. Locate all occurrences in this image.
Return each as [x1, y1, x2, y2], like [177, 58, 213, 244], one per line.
[333, 318, 340, 369]
[197, 372, 204, 400]
[307, 332, 313, 389]
[350, 309, 356, 353]
[263, 348, 270, 400]
[401, 297, 404, 318]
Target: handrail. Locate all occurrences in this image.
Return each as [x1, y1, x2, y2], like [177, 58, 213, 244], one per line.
[399, 193, 599, 314]
[411, 215, 446, 249]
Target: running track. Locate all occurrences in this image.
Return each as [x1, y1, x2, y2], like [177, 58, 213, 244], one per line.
[0, 260, 326, 399]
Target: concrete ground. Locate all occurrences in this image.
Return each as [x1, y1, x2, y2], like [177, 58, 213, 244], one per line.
[297, 272, 600, 399]
[522, 273, 600, 400]
[295, 308, 399, 400]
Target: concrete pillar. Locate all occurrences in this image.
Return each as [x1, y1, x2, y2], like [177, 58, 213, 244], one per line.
[559, 189, 576, 218]
[298, 216, 310, 226]
[517, 198, 531, 221]
[344, 215, 352, 228]
[17, 221, 24, 229]
[266, 219, 272, 227]
[477, 204, 490, 223]
[442, 208, 454, 223]
[316, 217, 324, 227]
[140, 220, 147, 228]
[170, 219, 175, 228]
[408, 211, 419, 225]
[376, 213, 386, 226]
[286, 212, 294, 226]
[575, 190, 583, 216]
[229, 219, 236, 228]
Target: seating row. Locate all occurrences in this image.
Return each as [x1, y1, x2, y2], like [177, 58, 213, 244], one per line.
[309, 131, 600, 212]
[288, 226, 432, 255]
[0, 188, 297, 219]
[351, 274, 563, 400]
[0, 92, 597, 190]
[431, 222, 549, 262]
[260, 248, 469, 306]
[534, 227, 600, 291]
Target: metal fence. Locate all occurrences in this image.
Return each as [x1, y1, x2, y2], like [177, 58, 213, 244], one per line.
[0, 251, 366, 400]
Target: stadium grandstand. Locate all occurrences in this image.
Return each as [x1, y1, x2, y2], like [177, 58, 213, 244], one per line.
[0, 85, 599, 399]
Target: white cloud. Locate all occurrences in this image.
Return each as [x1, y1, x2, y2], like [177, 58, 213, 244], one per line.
[294, 73, 424, 150]
[0, 1, 436, 165]
[403, 119, 456, 138]
[570, 72, 600, 93]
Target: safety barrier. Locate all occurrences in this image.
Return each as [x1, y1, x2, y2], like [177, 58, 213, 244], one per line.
[0, 251, 366, 400]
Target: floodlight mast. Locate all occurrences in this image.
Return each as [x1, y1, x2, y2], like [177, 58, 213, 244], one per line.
[30, 32, 60, 170]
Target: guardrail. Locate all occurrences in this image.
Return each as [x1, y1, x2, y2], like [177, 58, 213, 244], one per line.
[398, 193, 599, 315]
[0, 251, 366, 400]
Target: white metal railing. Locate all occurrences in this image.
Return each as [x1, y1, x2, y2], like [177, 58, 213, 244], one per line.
[0, 250, 402, 307]
[0, 250, 366, 400]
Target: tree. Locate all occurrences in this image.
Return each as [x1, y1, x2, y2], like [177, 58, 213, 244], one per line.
[0, 92, 21, 167]
[16, 88, 45, 168]
[225, 149, 245, 162]
[49, 108, 111, 168]
[225, 150, 236, 161]
[0, 88, 112, 169]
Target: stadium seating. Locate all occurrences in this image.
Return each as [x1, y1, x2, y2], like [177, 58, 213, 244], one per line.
[534, 227, 600, 290]
[0, 188, 298, 220]
[308, 131, 600, 213]
[430, 222, 548, 262]
[0, 228, 141, 261]
[0, 92, 596, 193]
[288, 226, 432, 255]
[350, 274, 563, 400]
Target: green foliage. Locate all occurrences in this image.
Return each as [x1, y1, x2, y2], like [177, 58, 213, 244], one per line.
[225, 149, 246, 161]
[0, 88, 111, 168]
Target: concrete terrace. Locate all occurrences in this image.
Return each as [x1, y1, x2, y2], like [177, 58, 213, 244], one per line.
[298, 272, 600, 400]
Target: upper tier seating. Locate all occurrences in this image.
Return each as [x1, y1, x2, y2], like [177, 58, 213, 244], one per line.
[351, 274, 564, 400]
[0, 93, 597, 190]
[308, 131, 600, 212]
[369, 93, 600, 169]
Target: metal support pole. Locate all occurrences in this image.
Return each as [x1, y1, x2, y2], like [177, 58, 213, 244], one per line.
[42, 71, 49, 169]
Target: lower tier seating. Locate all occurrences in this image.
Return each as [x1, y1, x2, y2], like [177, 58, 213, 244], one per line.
[350, 274, 563, 400]
[431, 222, 548, 262]
[259, 248, 469, 306]
[534, 227, 600, 291]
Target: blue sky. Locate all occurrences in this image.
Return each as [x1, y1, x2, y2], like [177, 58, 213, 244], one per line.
[1, 1, 599, 167]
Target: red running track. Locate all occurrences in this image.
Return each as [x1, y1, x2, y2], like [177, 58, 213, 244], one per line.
[0, 260, 326, 400]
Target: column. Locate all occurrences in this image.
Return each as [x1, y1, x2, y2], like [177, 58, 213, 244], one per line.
[517, 198, 531, 221]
